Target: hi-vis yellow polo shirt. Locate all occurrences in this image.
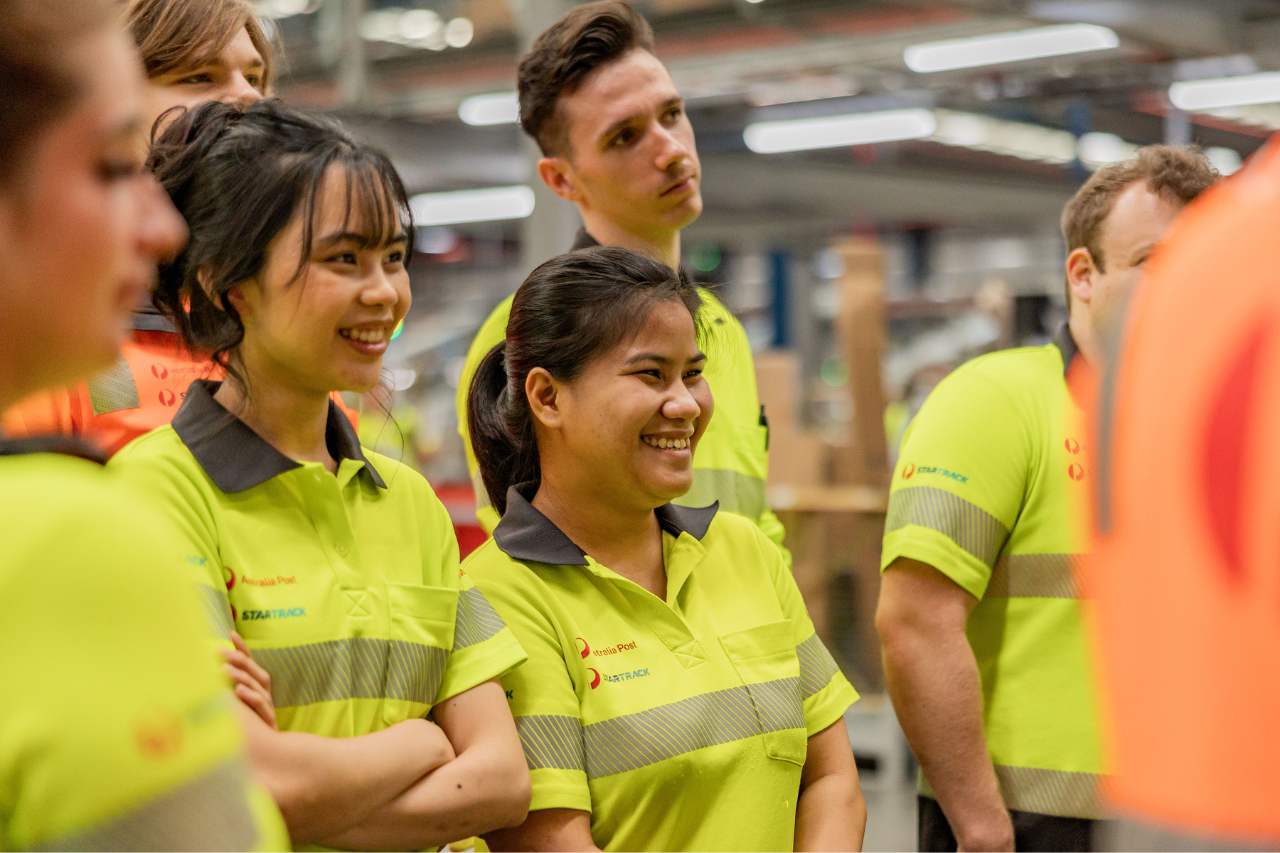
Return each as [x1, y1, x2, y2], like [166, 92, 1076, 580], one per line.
[455, 230, 789, 562]
[881, 327, 1104, 819]
[464, 484, 858, 852]
[111, 381, 527, 742]
[0, 437, 287, 851]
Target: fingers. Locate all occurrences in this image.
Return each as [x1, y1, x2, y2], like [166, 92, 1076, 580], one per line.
[233, 682, 278, 729]
[219, 646, 272, 693]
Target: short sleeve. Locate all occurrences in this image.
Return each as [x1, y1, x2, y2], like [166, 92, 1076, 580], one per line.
[110, 434, 232, 641]
[469, 558, 592, 814]
[759, 529, 860, 737]
[0, 477, 288, 851]
[881, 361, 1032, 599]
[428, 496, 527, 704]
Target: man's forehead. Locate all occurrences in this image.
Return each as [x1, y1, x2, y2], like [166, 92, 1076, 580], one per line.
[565, 50, 678, 127]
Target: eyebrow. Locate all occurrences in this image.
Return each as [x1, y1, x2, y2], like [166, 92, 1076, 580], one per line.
[316, 231, 408, 249]
[599, 96, 684, 143]
[624, 350, 707, 366]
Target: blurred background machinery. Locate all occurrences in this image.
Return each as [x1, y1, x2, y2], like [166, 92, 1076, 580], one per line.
[251, 1, 1280, 845]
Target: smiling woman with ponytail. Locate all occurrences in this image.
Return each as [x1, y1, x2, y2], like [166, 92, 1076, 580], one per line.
[464, 247, 867, 853]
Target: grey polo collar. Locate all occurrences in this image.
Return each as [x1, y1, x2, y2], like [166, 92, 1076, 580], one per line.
[171, 379, 385, 493]
[570, 227, 599, 252]
[0, 436, 107, 465]
[493, 482, 718, 566]
[1053, 322, 1081, 378]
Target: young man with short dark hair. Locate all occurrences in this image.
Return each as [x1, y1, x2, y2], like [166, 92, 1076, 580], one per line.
[875, 145, 1220, 853]
[457, 1, 788, 559]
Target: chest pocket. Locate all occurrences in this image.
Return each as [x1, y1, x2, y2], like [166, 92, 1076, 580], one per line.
[386, 582, 457, 708]
[719, 620, 807, 766]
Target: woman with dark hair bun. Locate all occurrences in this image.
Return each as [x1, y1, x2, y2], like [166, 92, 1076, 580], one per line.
[465, 246, 867, 852]
[0, 1, 288, 849]
[111, 99, 533, 849]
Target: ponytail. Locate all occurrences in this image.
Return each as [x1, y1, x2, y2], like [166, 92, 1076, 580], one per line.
[466, 246, 704, 515]
[468, 342, 539, 515]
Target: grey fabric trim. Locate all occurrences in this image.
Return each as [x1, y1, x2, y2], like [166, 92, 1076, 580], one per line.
[885, 485, 1010, 568]
[31, 757, 259, 851]
[995, 764, 1105, 820]
[0, 436, 106, 464]
[986, 554, 1079, 599]
[453, 587, 506, 649]
[516, 714, 587, 772]
[676, 467, 767, 520]
[196, 584, 233, 639]
[172, 380, 384, 493]
[1052, 322, 1080, 379]
[253, 637, 449, 708]
[86, 357, 140, 416]
[796, 633, 841, 699]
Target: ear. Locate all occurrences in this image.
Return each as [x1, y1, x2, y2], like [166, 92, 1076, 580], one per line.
[1065, 247, 1096, 305]
[222, 281, 251, 319]
[526, 367, 564, 429]
[537, 157, 581, 204]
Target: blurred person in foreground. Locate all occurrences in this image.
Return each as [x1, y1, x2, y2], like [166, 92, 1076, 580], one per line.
[0, 0, 287, 847]
[1086, 139, 1280, 847]
[2, 0, 356, 455]
[456, 1, 788, 562]
[875, 145, 1218, 852]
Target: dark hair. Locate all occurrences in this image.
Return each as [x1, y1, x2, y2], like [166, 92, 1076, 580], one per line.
[0, 0, 116, 182]
[126, 0, 275, 93]
[1061, 144, 1219, 304]
[468, 247, 702, 514]
[148, 99, 413, 388]
[517, 1, 655, 157]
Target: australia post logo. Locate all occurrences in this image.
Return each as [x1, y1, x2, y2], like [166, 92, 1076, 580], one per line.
[1065, 437, 1085, 481]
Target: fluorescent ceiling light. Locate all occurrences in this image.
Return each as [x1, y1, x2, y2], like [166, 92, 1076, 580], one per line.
[459, 92, 518, 126]
[1205, 147, 1242, 176]
[931, 110, 1077, 163]
[744, 109, 937, 154]
[411, 186, 535, 226]
[904, 24, 1119, 73]
[1077, 132, 1136, 169]
[1169, 72, 1280, 111]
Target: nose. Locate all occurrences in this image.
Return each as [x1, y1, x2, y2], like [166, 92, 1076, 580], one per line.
[653, 124, 691, 174]
[661, 380, 701, 423]
[359, 265, 403, 311]
[220, 72, 261, 107]
[138, 174, 187, 264]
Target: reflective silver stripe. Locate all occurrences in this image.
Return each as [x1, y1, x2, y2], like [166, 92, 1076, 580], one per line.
[85, 357, 140, 415]
[986, 554, 1080, 599]
[676, 467, 767, 520]
[516, 714, 587, 772]
[31, 757, 258, 851]
[454, 587, 505, 650]
[995, 764, 1104, 819]
[254, 637, 449, 708]
[886, 486, 1009, 567]
[797, 633, 841, 699]
[582, 677, 803, 779]
[196, 584, 233, 639]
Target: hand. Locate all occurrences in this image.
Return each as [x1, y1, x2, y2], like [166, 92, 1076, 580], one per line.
[221, 631, 277, 729]
[956, 810, 1015, 853]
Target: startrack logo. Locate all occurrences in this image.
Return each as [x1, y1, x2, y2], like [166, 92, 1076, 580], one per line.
[239, 607, 306, 621]
[601, 668, 650, 684]
[917, 465, 969, 484]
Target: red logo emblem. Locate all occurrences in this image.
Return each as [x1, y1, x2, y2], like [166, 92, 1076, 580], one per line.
[1068, 463, 1086, 481]
[576, 637, 590, 659]
[133, 708, 183, 758]
[224, 568, 236, 590]
[151, 364, 169, 380]
[1065, 438, 1080, 454]
[158, 389, 177, 406]
[902, 463, 915, 480]
[229, 603, 237, 622]
[588, 668, 601, 690]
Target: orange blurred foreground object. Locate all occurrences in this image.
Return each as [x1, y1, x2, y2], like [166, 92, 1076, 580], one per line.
[1085, 138, 1280, 841]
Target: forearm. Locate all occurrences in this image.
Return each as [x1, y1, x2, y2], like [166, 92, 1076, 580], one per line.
[795, 771, 866, 851]
[239, 709, 451, 843]
[324, 740, 531, 850]
[880, 627, 1008, 846]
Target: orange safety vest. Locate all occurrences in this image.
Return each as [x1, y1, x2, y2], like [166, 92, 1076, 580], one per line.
[3, 323, 358, 457]
[1084, 137, 1280, 840]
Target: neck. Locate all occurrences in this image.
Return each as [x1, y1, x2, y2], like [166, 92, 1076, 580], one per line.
[579, 212, 681, 270]
[531, 468, 667, 599]
[214, 368, 334, 472]
[1067, 310, 1102, 371]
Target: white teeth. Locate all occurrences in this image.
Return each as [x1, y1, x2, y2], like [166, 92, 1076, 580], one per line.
[643, 436, 689, 450]
[341, 328, 386, 344]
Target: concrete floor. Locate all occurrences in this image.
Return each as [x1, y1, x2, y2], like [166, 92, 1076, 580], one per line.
[863, 779, 918, 852]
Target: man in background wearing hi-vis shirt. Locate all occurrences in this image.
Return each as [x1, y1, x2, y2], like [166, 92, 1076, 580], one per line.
[455, 0, 789, 561]
[875, 146, 1219, 852]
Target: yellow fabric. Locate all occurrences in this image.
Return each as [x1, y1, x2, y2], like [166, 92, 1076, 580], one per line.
[455, 291, 791, 564]
[112, 424, 527, 744]
[465, 506, 856, 851]
[0, 452, 287, 851]
[881, 342, 1104, 817]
